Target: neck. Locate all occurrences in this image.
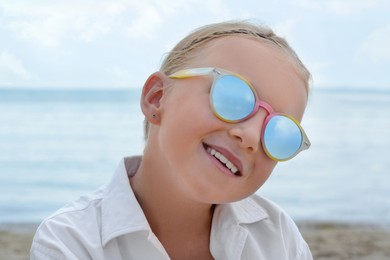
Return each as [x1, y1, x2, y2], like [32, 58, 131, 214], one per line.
[130, 152, 215, 254]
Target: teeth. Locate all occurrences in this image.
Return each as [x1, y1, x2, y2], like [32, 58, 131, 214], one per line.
[207, 147, 239, 174]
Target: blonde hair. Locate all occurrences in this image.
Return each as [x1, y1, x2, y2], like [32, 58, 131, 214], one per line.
[144, 20, 311, 139]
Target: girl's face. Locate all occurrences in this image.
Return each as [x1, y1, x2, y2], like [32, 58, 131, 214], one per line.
[153, 36, 307, 204]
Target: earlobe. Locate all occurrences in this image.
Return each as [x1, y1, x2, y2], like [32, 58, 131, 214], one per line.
[140, 71, 167, 123]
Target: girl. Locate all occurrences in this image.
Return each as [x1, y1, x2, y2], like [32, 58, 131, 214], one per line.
[31, 21, 313, 259]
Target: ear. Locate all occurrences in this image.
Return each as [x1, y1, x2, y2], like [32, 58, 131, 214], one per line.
[140, 71, 167, 124]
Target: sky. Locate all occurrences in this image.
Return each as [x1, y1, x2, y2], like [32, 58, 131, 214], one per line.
[0, 0, 389, 89]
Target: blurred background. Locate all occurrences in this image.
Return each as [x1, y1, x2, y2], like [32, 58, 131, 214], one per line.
[1, 0, 389, 226]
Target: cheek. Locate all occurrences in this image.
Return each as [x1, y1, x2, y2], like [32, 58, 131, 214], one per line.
[165, 88, 216, 127]
[248, 159, 277, 192]
[158, 95, 215, 151]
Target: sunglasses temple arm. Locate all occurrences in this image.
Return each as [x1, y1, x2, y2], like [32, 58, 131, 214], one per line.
[301, 129, 311, 150]
[168, 67, 215, 78]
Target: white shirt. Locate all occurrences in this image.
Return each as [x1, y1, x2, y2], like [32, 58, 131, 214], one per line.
[31, 156, 312, 260]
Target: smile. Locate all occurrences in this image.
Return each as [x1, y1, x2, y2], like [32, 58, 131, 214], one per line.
[205, 146, 240, 176]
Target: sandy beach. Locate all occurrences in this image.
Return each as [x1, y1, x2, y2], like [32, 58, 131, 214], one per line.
[0, 224, 36, 260]
[1, 222, 389, 260]
[299, 223, 390, 260]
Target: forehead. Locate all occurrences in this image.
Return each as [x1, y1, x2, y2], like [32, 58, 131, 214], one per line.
[189, 36, 308, 120]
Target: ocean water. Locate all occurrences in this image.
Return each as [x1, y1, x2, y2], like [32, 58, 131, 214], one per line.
[0, 88, 389, 226]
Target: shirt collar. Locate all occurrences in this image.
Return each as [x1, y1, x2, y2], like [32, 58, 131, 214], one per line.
[221, 196, 269, 224]
[212, 194, 269, 231]
[210, 196, 268, 259]
[100, 156, 269, 247]
[101, 156, 150, 246]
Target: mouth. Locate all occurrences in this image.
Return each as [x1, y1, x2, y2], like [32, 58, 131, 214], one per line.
[203, 143, 242, 176]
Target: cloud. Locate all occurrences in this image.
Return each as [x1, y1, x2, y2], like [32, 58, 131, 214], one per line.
[273, 19, 297, 41]
[0, 51, 31, 82]
[295, 0, 387, 14]
[8, 16, 68, 47]
[124, 0, 233, 38]
[0, 0, 236, 47]
[125, 2, 164, 38]
[107, 65, 129, 78]
[0, 1, 161, 46]
[358, 25, 390, 63]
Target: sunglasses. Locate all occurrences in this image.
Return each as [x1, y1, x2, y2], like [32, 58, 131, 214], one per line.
[168, 67, 311, 161]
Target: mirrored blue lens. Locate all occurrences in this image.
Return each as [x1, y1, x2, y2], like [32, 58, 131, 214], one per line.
[264, 116, 302, 160]
[211, 75, 255, 121]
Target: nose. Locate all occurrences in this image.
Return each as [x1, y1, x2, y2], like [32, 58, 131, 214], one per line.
[228, 110, 267, 153]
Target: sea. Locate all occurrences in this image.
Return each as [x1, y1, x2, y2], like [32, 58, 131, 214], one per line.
[1, 88, 389, 226]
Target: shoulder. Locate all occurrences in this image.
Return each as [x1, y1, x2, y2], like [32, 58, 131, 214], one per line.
[30, 157, 148, 259]
[31, 187, 106, 259]
[211, 195, 312, 259]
